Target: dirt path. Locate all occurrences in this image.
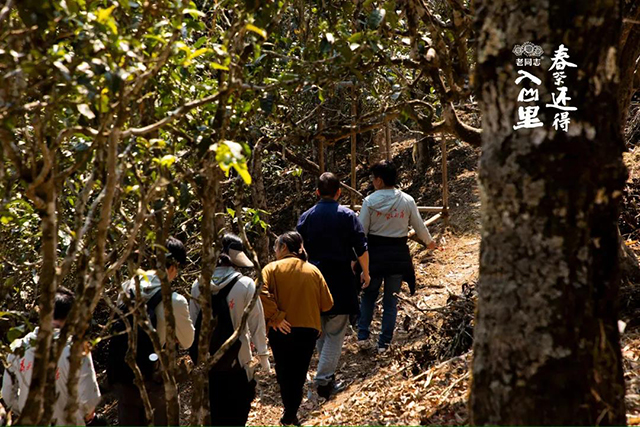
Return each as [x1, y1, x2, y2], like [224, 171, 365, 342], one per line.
[246, 233, 480, 426]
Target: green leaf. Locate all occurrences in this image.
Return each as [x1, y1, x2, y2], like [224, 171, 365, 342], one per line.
[154, 154, 177, 168]
[348, 32, 363, 43]
[183, 8, 205, 18]
[96, 5, 115, 23]
[246, 24, 267, 39]
[194, 36, 208, 49]
[234, 162, 252, 185]
[190, 48, 210, 59]
[212, 140, 252, 185]
[7, 325, 26, 343]
[210, 62, 229, 71]
[97, 5, 118, 34]
[99, 88, 110, 113]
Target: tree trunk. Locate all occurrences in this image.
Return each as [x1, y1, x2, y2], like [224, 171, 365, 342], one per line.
[190, 160, 222, 426]
[18, 178, 57, 425]
[249, 139, 270, 267]
[470, 0, 627, 424]
[618, 1, 640, 128]
[413, 136, 433, 173]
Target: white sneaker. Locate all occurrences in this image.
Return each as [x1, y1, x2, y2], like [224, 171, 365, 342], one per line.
[377, 346, 388, 354]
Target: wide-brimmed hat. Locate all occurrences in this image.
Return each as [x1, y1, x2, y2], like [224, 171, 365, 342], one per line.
[222, 235, 254, 268]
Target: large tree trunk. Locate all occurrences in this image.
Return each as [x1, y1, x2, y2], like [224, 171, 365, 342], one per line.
[470, 1, 627, 425]
[618, 1, 640, 128]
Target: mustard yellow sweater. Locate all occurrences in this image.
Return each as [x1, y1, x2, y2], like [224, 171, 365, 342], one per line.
[260, 256, 334, 332]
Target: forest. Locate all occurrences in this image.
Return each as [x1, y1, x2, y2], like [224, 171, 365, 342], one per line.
[1, 0, 640, 425]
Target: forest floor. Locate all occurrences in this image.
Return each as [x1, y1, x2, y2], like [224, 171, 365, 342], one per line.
[246, 233, 479, 426]
[98, 137, 640, 425]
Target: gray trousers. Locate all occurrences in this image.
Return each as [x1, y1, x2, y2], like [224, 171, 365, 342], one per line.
[314, 314, 349, 386]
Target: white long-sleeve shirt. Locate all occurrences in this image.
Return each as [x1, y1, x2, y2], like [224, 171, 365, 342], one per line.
[1, 328, 101, 425]
[359, 189, 433, 245]
[120, 272, 195, 349]
[190, 266, 269, 380]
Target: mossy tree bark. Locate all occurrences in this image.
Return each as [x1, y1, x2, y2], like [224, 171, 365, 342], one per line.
[471, 0, 627, 424]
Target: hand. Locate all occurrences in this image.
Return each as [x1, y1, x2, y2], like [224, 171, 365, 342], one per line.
[274, 319, 292, 334]
[427, 241, 437, 250]
[259, 354, 271, 374]
[361, 271, 371, 289]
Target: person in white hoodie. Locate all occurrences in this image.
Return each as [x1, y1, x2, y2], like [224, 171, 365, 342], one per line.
[111, 236, 195, 426]
[358, 161, 436, 352]
[190, 233, 270, 426]
[1, 287, 101, 425]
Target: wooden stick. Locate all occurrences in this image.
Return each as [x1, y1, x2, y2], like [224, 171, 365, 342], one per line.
[407, 213, 442, 241]
[320, 112, 401, 144]
[385, 117, 392, 160]
[441, 137, 449, 226]
[351, 87, 357, 208]
[425, 212, 442, 226]
[318, 114, 325, 173]
[411, 353, 468, 382]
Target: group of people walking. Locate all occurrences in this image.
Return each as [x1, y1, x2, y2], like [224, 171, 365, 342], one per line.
[1, 160, 436, 426]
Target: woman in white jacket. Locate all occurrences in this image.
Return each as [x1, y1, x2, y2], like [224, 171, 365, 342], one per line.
[190, 233, 270, 426]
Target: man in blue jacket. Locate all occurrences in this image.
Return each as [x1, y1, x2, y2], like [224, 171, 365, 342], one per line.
[297, 172, 370, 399]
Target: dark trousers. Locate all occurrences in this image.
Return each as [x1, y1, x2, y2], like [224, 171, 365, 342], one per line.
[114, 379, 169, 426]
[268, 328, 318, 421]
[209, 368, 256, 426]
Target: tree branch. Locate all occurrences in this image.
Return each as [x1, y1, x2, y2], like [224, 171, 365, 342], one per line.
[121, 88, 231, 138]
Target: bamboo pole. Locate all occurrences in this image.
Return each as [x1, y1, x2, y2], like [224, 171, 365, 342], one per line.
[407, 213, 443, 241]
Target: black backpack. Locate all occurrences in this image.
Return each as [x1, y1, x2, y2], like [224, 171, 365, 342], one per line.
[107, 289, 164, 385]
[189, 275, 242, 372]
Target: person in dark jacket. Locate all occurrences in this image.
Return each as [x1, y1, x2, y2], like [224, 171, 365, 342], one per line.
[297, 172, 370, 399]
[358, 161, 436, 353]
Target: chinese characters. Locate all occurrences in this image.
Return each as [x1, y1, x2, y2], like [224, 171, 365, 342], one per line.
[547, 44, 577, 132]
[512, 42, 579, 133]
[512, 42, 544, 130]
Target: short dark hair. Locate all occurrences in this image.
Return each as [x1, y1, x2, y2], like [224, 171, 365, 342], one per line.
[317, 172, 340, 197]
[165, 236, 187, 268]
[371, 160, 397, 187]
[54, 287, 75, 321]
